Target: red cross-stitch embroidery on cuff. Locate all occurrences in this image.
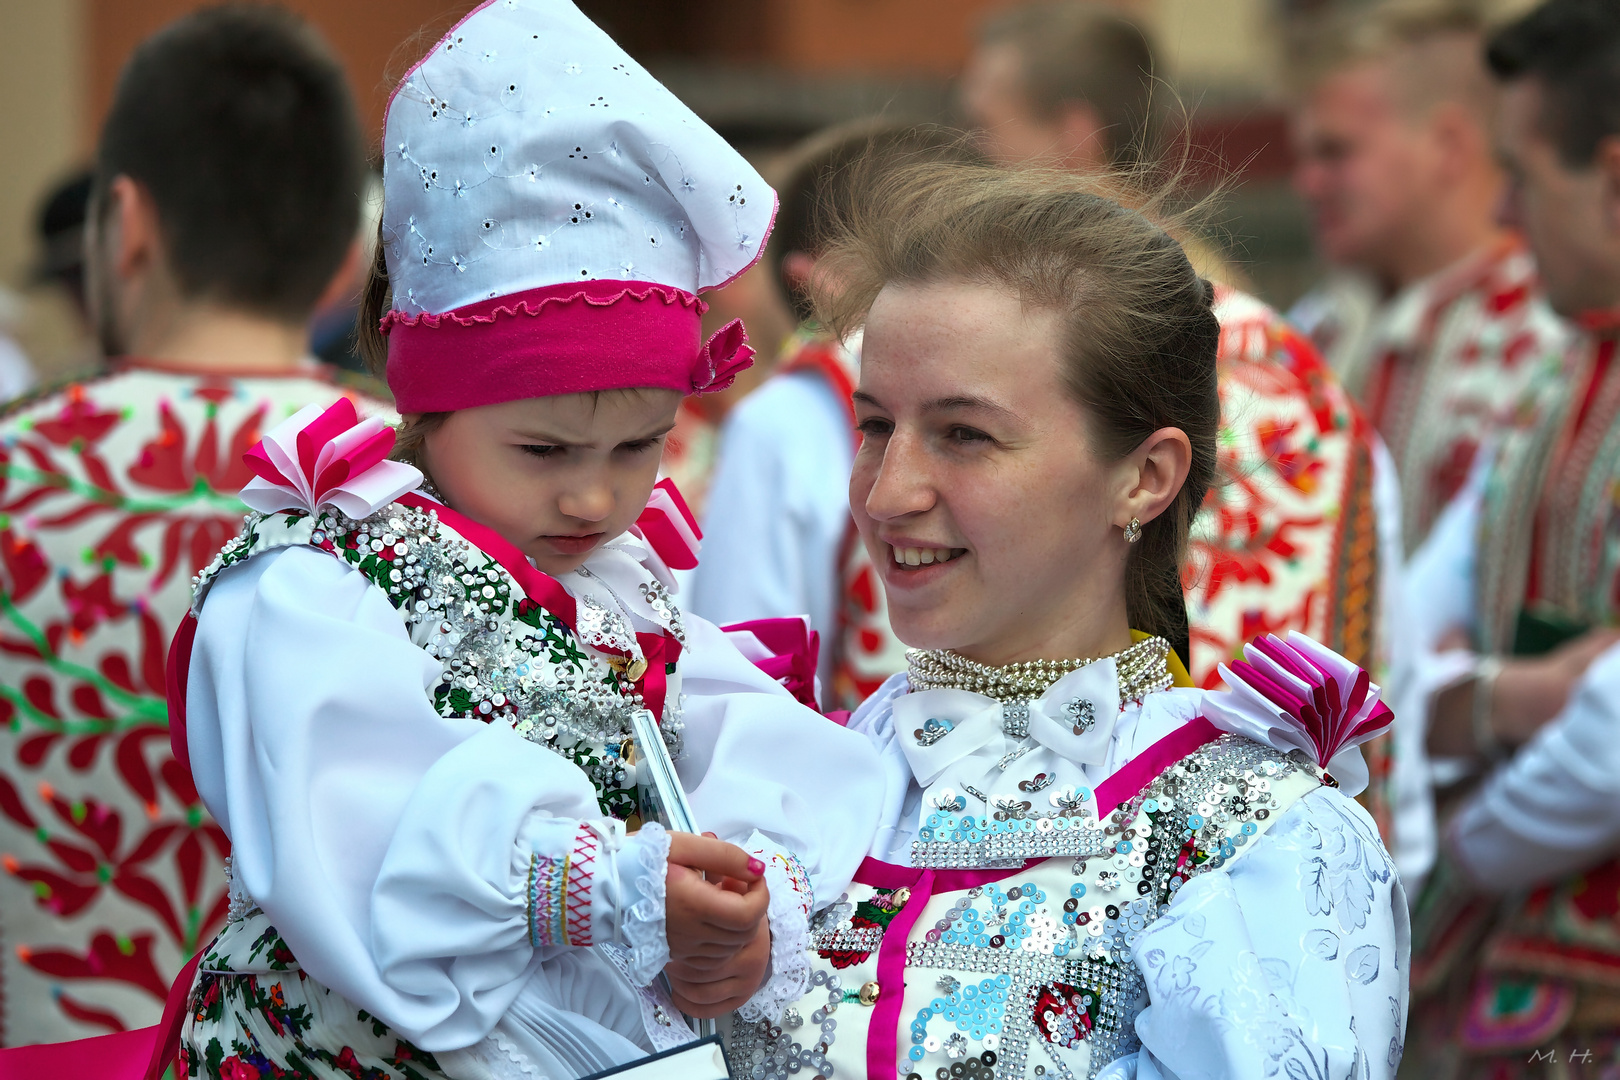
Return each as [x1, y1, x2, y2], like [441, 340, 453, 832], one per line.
[566, 824, 599, 947]
[526, 824, 601, 948]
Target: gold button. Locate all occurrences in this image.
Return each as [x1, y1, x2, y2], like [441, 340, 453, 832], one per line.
[893, 887, 911, 906]
[859, 981, 881, 1006]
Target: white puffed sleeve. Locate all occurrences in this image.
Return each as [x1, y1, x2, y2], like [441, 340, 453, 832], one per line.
[1450, 642, 1620, 889]
[1385, 455, 1490, 889]
[673, 612, 884, 1019]
[186, 546, 668, 1052]
[1114, 788, 1410, 1080]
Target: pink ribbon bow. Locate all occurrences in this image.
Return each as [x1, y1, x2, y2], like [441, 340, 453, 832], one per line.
[631, 477, 703, 571]
[241, 398, 422, 518]
[689, 318, 755, 394]
[722, 615, 823, 710]
[1201, 631, 1394, 796]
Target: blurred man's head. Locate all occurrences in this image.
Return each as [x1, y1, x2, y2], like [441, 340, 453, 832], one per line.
[87, 5, 363, 358]
[1488, 0, 1620, 316]
[1291, 1, 1502, 290]
[767, 121, 989, 323]
[961, 2, 1158, 170]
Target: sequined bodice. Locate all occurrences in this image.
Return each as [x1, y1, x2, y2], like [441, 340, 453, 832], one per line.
[727, 732, 1320, 1080]
[193, 502, 681, 819]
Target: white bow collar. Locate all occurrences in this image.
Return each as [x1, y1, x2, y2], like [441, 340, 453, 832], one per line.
[893, 658, 1125, 821]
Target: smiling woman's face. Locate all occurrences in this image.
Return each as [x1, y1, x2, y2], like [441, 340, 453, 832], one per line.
[420, 388, 681, 576]
[851, 280, 1136, 665]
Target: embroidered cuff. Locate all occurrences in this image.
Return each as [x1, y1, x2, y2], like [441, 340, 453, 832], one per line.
[620, 821, 672, 985]
[735, 837, 814, 1025]
[525, 822, 602, 948]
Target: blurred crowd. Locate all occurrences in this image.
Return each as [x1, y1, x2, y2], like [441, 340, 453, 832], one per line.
[3, 0, 1620, 1076]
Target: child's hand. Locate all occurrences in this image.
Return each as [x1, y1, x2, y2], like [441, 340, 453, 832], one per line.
[663, 832, 772, 1018]
[668, 915, 771, 1018]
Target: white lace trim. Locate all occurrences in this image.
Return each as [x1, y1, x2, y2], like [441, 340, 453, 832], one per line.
[597, 940, 695, 1053]
[433, 1026, 544, 1080]
[488, 1028, 546, 1079]
[734, 853, 812, 1024]
[622, 821, 671, 985]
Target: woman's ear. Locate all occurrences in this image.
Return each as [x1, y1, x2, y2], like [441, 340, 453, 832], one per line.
[1113, 427, 1192, 530]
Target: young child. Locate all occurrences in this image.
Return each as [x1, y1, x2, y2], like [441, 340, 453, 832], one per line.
[165, 2, 884, 1077]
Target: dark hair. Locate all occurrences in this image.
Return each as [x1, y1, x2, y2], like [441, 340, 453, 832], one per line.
[1487, 0, 1620, 167]
[813, 163, 1219, 660]
[768, 122, 989, 322]
[93, 4, 364, 321]
[34, 169, 93, 305]
[978, 2, 1162, 169]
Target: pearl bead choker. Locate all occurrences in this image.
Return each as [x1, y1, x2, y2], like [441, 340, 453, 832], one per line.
[907, 635, 1173, 704]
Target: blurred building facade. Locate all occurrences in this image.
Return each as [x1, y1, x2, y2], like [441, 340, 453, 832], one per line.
[1, 0, 1315, 392]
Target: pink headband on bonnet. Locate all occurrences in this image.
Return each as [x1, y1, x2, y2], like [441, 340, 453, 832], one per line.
[380, 279, 757, 413]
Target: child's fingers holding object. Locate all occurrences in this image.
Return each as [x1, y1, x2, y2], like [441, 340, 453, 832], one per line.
[667, 831, 766, 884]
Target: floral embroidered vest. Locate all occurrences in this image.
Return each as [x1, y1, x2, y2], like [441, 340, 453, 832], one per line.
[191, 498, 683, 820]
[1476, 326, 1620, 656]
[173, 498, 693, 1079]
[726, 726, 1322, 1080]
[1408, 324, 1620, 1064]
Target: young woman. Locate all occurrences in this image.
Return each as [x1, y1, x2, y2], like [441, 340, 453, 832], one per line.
[726, 165, 1407, 1079]
[161, 3, 883, 1079]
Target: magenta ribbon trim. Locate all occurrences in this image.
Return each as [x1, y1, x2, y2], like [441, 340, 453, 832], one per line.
[854, 716, 1221, 1080]
[383, 279, 754, 410]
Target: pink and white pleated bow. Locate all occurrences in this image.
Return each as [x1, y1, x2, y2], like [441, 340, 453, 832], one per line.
[1201, 632, 1394, 796]
[630, 477, 702, 571]
[241, 398, 422, 518]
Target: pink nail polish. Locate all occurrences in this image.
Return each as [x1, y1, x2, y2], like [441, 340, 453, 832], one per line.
[747, 858, 765, 876]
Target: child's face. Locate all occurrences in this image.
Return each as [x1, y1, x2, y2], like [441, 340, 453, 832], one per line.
[418, 388, 682, 576]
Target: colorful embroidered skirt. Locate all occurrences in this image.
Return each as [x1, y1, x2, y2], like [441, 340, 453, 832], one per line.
[180, 910, 450, 1080]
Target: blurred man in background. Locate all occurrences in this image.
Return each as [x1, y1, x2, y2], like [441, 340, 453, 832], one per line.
[0, 5, 386, 1045]
[1399, 2, 1620, 1071]
[960, 1, 1160, 170]
[1289, 0, 1570, 554]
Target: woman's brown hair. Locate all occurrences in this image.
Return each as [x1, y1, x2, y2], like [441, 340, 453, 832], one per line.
[812, 162, 1219, 662]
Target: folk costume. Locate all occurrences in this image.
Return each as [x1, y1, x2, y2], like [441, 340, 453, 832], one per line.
[0, 362, 388, 1045]
[1291, 236, 1571, 555]
[694, 291, 1394, 725]
[1397, 312, 1620, 1076]
[156, 2, 885, 1078]
[726, 632, 1407, 1080]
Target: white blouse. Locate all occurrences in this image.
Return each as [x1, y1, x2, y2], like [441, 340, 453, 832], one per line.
[850, 673, 1410, 1080]
[1450, 643, 1620, 889]
[185, 529, 884, 1065]
[1393, 454, 1620, 894]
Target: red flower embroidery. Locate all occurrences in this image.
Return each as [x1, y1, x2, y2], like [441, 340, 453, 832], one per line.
[32, 389, 122, 448]
[1033, 980, 1095, 1048]
[334, 1046, 366, 1078]
[219, 1056, 262, 1080]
